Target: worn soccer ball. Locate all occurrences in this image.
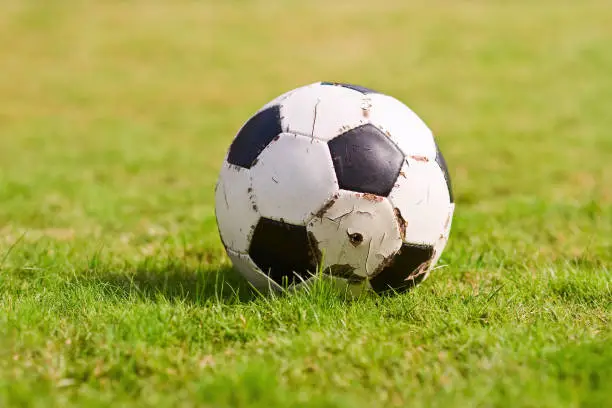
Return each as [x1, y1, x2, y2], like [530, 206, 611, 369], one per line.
[215, 82, 454, 295]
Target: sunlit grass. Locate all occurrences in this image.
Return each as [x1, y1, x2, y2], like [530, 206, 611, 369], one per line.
[0, 1, 611, 407]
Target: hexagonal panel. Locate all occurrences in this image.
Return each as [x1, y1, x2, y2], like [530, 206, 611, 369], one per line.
[320, 81, 379, 94]
[249, 218, 320, 287]
[368, 93, 437, 159]
[369, 243, 434, 293]
[431, 202, 455, 267]
[279, 83, 368, 142]
[227, 105, 282, 169]
[387, 159, 452, 246]
[436, 144, 454, 203]
[214, 163, 259, 253]
[250, 133, 339, 225]
[327, 124, 404, 197]
[307, 190, 402, 278]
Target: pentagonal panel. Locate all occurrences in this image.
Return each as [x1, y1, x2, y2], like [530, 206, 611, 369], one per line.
[279, 83, 369, 141]
[389, 158, 450, 245]
[307, 190, 402, 278]
[369, 243, 434, 293]
[328, 124, 404, 197]
[249, 218, 320, 287]
[227, 105, 282, 169]
[214, 163, 259, 253]
[435, 144, 454, 203]
[250, 133, 339, 225]
[367, 93, 437, 159]
[388, 159, 452, 246]
[226, 249, 281, 292]
[320, 81, 379, 94]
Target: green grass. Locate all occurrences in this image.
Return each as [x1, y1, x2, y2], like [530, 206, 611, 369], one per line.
[1, 1, 611, 407]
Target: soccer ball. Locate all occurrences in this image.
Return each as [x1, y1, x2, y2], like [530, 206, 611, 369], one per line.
[215, 82, 454, 295]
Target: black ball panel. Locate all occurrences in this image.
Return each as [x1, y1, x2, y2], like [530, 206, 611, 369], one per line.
[248, 217, 320, 287]
[320, 81, 379, 94]
[435, 144, 454, 203]
[328, 124, 404, 197]
[369, 243, 434, 293]
[227, 106, 282, 169]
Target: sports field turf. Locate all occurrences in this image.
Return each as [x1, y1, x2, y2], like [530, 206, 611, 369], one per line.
[1, 1, 610, 407]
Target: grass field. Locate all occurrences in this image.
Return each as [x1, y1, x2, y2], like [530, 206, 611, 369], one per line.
[1, 1, 611, 406]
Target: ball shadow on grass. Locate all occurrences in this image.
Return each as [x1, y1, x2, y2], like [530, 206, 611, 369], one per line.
[87, 256, 260, 305]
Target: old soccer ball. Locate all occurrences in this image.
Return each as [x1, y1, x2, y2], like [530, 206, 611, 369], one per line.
[215, 82, 454, 294]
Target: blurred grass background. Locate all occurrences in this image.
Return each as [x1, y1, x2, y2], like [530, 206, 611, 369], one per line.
[0, 1, 611, 407]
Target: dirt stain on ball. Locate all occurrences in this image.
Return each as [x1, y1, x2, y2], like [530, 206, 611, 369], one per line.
[361, 193, 384, 202]
[394, 208, 407, 240]
[314, 194, 339, 219]
[410, 155, 429, 162]
[348, 232, 364, 246]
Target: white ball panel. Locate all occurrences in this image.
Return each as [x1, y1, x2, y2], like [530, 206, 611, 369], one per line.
[250, 133, 339, 225]
[307, 190, 402, 278]
[258, 83, 316, 113]
[368, 94, 437, 159]
[226, 249, 282, 292]
[388, 160, 451, 246]
[280, 83, 369, 141]
[214, 164, 259, 253]
[431, 203, 455, 266]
